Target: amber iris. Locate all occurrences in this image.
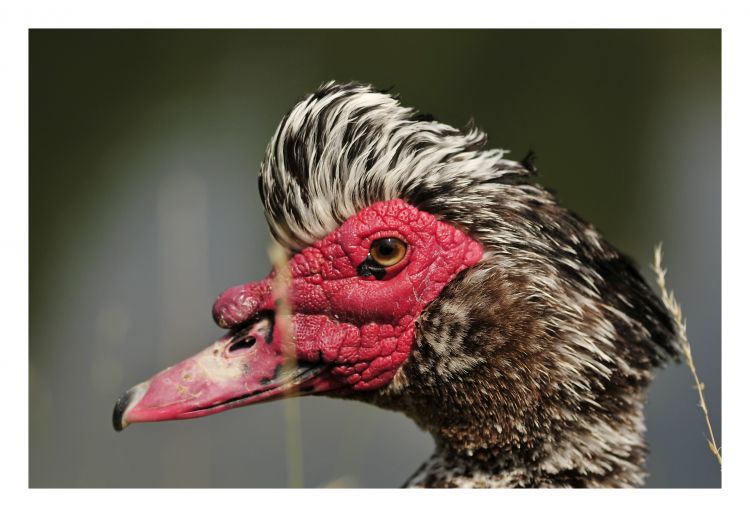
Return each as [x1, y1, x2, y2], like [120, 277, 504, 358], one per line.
[369, 237, 407, 267]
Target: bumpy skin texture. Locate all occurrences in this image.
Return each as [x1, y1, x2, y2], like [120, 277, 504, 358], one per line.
[213, 198, 483, 391]
[116, 199, 482, 428]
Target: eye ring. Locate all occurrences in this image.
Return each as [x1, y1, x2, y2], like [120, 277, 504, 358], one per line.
[369, 237, 407, 267]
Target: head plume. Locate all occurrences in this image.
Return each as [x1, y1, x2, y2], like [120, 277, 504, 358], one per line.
[258, 80, 530, 251]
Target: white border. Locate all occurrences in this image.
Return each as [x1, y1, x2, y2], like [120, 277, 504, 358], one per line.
[3, 1, 746, 515]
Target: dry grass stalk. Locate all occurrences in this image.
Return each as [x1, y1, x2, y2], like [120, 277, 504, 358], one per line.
[269, 242, 305, 487]
[652, 243, 722, 466]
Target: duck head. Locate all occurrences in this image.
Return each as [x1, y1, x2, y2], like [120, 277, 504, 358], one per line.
[114, 81, 677, 487]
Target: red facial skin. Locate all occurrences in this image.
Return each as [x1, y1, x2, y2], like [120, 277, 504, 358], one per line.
[115, 199, 483, 429]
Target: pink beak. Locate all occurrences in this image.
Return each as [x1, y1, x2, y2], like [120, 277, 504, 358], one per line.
[112, 311, 327, 431]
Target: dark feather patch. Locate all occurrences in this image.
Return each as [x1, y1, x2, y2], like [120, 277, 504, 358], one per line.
[521, 149, 538, 174]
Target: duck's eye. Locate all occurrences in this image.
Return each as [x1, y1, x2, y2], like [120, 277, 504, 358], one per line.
[369, 237, 407, 267]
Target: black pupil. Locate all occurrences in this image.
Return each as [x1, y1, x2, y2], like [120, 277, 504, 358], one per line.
[378, 242, 394, 256]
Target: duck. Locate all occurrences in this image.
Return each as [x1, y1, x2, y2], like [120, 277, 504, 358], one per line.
[112, 80, 678, 488]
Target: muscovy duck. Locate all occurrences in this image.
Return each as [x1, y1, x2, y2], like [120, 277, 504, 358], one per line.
[113, 81, 678, 488]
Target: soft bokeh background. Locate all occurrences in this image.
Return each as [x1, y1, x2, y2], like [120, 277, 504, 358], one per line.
[29, 29, 720, 488]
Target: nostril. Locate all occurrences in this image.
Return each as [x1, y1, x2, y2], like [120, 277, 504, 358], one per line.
[228, 336, 256, 353]
[223, 310, 274, 355]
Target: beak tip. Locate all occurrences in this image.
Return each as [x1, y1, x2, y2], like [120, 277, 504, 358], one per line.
[112, 381, 149, 432]
[113, 419, 129, 432]
[112, 389, 133, 432]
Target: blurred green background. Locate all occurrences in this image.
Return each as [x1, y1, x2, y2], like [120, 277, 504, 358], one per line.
[29, 29, 720, 488]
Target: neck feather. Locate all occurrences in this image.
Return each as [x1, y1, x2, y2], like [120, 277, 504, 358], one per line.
[401, 400, 649, 488]
[362, 246, 673, 487]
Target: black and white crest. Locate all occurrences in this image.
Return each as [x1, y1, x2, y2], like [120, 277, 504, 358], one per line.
[258, 81, 529, 251]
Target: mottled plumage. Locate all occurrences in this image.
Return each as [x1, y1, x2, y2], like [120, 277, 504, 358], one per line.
[115, 80, 678, 488]
[259, 81, 678, 487]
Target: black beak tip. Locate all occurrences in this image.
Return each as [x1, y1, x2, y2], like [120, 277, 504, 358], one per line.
[112, 389, 133, 432]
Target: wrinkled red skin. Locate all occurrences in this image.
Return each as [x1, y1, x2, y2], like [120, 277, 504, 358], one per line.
[116, 199, 482, 427]
[213, 199, 484, 391]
